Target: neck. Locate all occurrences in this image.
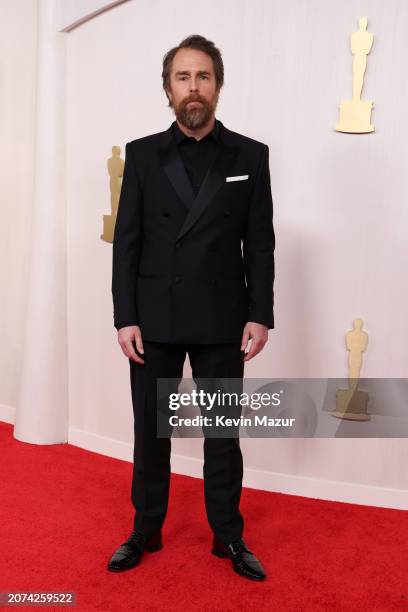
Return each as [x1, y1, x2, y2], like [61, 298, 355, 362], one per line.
[176, 116, 216, 141]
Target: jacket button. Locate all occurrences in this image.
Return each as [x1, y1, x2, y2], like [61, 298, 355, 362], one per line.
[224, 210, 231, 217]
[175, 243, 181, 249]
[162, 211, 169, 217]
[174, 275, 182, 284]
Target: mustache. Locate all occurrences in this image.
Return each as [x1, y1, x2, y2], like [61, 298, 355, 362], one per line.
[183, 95, 207, 105]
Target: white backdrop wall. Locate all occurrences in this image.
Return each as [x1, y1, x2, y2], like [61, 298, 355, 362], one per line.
[66, 0, 408, 503]
[0, 0, 38, 422]
[57, 0, 129, 31]
[2, 0, 408, 507]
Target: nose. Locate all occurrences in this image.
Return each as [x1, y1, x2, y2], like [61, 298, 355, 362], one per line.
[189, 77, 199, 92]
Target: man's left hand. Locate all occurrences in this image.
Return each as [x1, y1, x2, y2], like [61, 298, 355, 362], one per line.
[241, 322, 268, 362]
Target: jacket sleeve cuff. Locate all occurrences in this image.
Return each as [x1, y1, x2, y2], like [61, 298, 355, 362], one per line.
[114, 321, 139, 330]
[247, 311, 274, 329]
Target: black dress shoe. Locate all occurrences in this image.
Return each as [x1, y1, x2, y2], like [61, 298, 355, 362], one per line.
[211, 536, 266, 580]
[107, 530, 162, 572]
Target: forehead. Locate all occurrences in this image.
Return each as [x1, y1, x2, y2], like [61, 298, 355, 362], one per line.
[171, 48, 214, 73]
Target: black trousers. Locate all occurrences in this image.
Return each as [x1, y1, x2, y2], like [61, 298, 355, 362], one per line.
[129, 341, 245, 543]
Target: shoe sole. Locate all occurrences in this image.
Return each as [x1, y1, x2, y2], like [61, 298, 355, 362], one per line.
[107, 542, 163, 572]
[211, 547, 266, 581]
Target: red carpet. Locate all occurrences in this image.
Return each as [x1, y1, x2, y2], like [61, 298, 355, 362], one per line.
[0, 420, 407, 611]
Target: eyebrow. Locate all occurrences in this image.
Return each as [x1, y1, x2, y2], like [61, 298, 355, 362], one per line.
[174, 70, 211, 76]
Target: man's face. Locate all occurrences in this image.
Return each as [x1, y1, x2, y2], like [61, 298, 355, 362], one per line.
[167, 48, 220, 130]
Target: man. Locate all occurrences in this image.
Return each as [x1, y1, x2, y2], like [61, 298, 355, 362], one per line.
[108, 34, 275, 581]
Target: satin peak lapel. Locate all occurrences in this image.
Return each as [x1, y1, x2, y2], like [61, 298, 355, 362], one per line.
[177, 140, 238, 242]
[159, 125, 238, 242]
[159, 134, 196, 210]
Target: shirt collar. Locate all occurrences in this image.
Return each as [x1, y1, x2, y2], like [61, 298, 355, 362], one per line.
[173, 118, 220, 144]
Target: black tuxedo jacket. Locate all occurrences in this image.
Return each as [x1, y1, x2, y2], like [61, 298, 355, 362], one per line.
[112, 119, 275, 344]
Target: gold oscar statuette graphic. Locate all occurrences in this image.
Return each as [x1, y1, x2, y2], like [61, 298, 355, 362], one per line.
[330, 318, 371, 421]
[101, 145, 125, 243]
[335, 17, 374, 134]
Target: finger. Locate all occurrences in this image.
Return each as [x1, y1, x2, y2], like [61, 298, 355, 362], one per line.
[241, 331, 250, 351]
[244, 340, 262, 362]
[243, 350, 254, 362]
[125, 340, 145, 364]
[135, 334, 144, 355]
[131, 353, 145, 364]
[255, 340, 266, 355]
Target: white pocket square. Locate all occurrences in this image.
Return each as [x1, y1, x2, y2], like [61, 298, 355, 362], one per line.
[226, 174, 249, 182]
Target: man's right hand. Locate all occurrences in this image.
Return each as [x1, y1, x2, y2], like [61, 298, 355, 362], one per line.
[118, 325, 145, 364]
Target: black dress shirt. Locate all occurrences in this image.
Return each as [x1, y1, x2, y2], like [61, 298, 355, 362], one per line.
[173, 118, 220, 195]
[115, 119, 220, 330]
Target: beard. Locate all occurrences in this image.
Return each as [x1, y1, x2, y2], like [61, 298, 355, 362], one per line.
[171, 92, 219, 130]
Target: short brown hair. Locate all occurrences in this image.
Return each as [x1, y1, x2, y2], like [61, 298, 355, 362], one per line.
[162, 34, 224, 106]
